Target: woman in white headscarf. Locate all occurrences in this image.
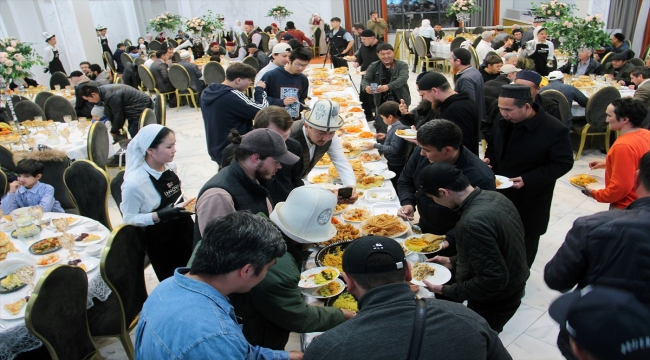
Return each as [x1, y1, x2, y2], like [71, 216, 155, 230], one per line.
[412, 19, 435, 72]
[120, 124, 194, 281]
[309, 13, 327, 55]
[519, 26, 555, 76]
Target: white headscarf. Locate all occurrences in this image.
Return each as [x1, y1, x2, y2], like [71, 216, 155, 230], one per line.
[124, 124, 165, 181]
[419, 19, 435, 38]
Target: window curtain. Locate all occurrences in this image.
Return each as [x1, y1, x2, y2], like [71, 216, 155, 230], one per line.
[607, 0, 640, 45]
[471, 0, 495, 27]
[348, 0, 383, 51]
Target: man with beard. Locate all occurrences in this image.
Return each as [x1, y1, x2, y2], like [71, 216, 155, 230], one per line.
[193, 128, 299, 245]
[509, 29, 523, 53]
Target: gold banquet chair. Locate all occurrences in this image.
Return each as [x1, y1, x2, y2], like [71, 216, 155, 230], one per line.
[168, 64, 199, 112]
[63, 159, 112, 230]
[87, 121, 110, 170]
[86, 224, 148, 360]
[137, 65, 175, 100]
[25, 265, 103, 360]
[139, 108, 158, 129]
[103, 51, 119, 82]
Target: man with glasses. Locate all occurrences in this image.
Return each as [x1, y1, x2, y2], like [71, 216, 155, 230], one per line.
[256, 48, 312, 120]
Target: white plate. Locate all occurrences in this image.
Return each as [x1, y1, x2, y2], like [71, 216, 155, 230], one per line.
[398, 235, 444, 255]
[298, 267, 340, 288]
[409, 262, 452, 286]
[308, 172, 333, 184]
[359, 216, 410, 238]
[46, 216, 80, 230]
[395, 130, 417, 139]
[371, 203, 401, 216]
[73, 232, 107, 247]
[568, 174, 605, 189]
[332, 204, 350, 215]
[359, 151, 382, 163]
[301, 278, 346, 299]
[0, 297, 27, 319]
[36, 254, 62, 267]
[78, 257, 99, 272]
[340, 207, 372, 223]
[365, 188, 397, 202]
[363, 162, 388, 172]
[495, 175, 514, 190]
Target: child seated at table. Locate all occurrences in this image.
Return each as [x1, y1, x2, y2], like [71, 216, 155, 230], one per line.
[363, 101, 410, 190]
[91, 106, 111, 128]
[0, 159, 64, 214]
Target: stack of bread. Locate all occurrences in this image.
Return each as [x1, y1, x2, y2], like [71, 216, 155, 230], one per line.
[0, 232, 18, 261]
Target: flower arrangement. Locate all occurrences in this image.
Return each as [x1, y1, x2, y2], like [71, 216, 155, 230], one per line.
[185, 17, 205, 34]
[266, 5, 293, 19]
[147, 12, 183, 33]
[544, 14, 610, 57]
[530, 1, 576, 19]
[0, 37, 45, 82]
[446, 0, 482, 17]
[199, 10, 224, 37]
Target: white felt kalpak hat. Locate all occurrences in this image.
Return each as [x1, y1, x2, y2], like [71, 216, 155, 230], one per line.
[42, 32, 55, 41]
[304, 100, 344, 132]
[270, 187, 337, 243]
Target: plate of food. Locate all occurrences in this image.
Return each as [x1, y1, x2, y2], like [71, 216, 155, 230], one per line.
[308, 173, 333, 184]
[333, 203, 349, 215]
[400, 234, 446, 254]
[0, 272, 27, 294]
[298, 266, 340, 288]
[36, 253, 61, 267]
[495, 175, 514, 190]
[333, 67, 348, 74]
[341, 207, 371, 223]
[73, 232, 105, 247]
[320, 223, 360, 246]
[344, 126, 363, 134]
[360, 214, 409, 238]
[315, 154, 333, 168]
[568, 174, 605, 189]
[46, 216, 80, 230]
[395, 129, 417, 139]
[364, 188, 396, 202]
[316, 241, 351, 272]
[302, 278, 346, 299]
[177, 198, 196, 213]
[409, 262, 452, 286]
[343, 148, 362, 159]
[325, 291, 359, 312]
[29, 237, 61, 255]
[357, 131, 374, 139]
[356, 175, 385, 190]
[371, 202, 400, 216]
[359, 152, 381, 163]
[10, 224, 44, 239]
[71, 257, 99, 272]
[1, 297, 27, 319]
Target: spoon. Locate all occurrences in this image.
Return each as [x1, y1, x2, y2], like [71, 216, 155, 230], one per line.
[400, 209, 422, 234]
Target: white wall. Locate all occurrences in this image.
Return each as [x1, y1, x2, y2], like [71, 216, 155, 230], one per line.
[500, 0, 611, 26]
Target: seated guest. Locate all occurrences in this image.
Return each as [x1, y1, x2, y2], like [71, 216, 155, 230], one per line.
[246, 43, 269, 69]
[541, 71, 589, 127]
[514, 70, 562, 120]
[484, 64, 520, 99]
[150, 50, 175, 93]
[494, 35, 515, 56]
[90, 105, 109, 126]
[143, 52, 156, 68]
[225, 41, 246, 61]
[479, 54, 504, 83]
[582, 99, 650, 209]
[302, 236, 511, 359]
[206, 42, 226, 57]
[127, 46, 140, 59]
[264, 22, 280, 34]
[69, 70, 98, 118]
[256, 43, 292, 83]
[79, 61, 91, 76]
[493, 24, 507, 42]
[201, 63, 268, 165]
[178, 50, 204, 94]
[510, 29, 523, 52]
[135, 211, 302, 360]
[545, 151, 650, 359]
[286, 39, 304, 51]
[89, 63, 111, 85]
[549, 287, 650, 360]
[228, 187, 354, 350]
[284, 21, 313, 47]
[1, 159, 64, 214]
[606, 32, 631, 55]
[599, 51, 635, 86]
[630, 66, 650, 107]
[433, 22, 445, 39]
[504, 53, 518, 66]
[280, 33, 295, 43]
[418, 162, 529, 333]
[112, 42, 126, 73]
[121, 62, 139, 89]
[194, 129, 299, 244]
[558, 48, 600, 76]
[515, 56, 535, 70]
[475, 30, 495, 62]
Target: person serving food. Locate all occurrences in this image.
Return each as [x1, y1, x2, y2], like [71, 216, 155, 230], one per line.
[120, 124, 194, 281]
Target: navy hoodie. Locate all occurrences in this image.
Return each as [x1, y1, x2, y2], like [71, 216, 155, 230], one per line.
[255, 67, 309, 120]
[201, 83, 268, 164]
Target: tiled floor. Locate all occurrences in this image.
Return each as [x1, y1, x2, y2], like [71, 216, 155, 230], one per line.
[97, 67, 608, 359]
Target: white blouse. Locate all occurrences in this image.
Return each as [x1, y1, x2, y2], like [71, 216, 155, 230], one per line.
[43, 44, 58, 65]
[120, 162, 180, 227]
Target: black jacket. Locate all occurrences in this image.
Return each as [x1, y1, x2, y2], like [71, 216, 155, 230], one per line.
[398, 146, 496, 237]
[442, 188, 529, 302]
[113, 49, 125, 73]
[399, 100, 436, 129]
[483, 75, 510, 99]
[485, 104, 573, 236]
[122, 63, 140, 89]
[479, 67, 499, 84]
[544, 197, 650, 306]
[536, 93, 562, 121]
[438, 92, 480, 155]
[356, 40, 382, 71]
[75, 79, 99, 117]
[98, 84, 153, 134]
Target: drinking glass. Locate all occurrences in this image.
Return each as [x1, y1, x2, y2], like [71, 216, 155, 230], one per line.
[15, 265, 35, 294]
[63, 115, 72, 126]
[78, 118, 87, 136]
[60, 127, 71, 144]
[13, 208, 40, 244]
[28, 206, 44, 226]
[46, 124, 60, 145]
[59, 233, 78, 260]
[52, 218, 69, 234]
[26, 136, 35, 151]
[54, 84, 61, 91]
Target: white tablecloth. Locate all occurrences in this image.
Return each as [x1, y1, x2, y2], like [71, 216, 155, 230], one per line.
[29, 122, 116, 161]
[0, 213, 112, 359]
[571, 86, 636, 117]
[429, 41, 451, 59]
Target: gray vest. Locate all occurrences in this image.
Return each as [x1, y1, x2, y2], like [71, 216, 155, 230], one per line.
[290, 120, 332, 178]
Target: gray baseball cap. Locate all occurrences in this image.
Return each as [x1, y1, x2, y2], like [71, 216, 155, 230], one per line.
[240, 129, 300, 164]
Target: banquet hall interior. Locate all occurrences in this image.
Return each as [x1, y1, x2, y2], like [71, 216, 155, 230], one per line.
[1, 0, 650, 359]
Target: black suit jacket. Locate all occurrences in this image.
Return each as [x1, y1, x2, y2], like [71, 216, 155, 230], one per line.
[485, 104, 573, 236]
[150, 59, 175, 92]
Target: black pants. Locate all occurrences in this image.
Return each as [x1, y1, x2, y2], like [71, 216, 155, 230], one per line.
[127, 117, 139, 138]
[374, 108, 388, 134]
[525, 234, 541, 268]
[143, 216, 194, 281]
[359, 86, 375, 122]
[467, 288, 525, 333]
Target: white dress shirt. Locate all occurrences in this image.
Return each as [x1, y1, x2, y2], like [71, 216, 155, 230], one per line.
[120, 162, 180, 227]
[475, 40, 493, 62]
[301, 126, 356, 187]
[43, 44, 57, 64]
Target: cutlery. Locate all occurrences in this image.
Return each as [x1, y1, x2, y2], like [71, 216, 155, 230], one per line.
[400, 209, 422, 234]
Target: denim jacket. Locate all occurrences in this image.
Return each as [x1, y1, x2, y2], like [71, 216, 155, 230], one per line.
[135, 268, 289, 360]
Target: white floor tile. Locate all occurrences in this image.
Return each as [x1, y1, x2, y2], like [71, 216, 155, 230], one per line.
[506, 334, 565, 360]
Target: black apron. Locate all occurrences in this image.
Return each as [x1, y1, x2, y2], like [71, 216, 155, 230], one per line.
[48, 48, 66, 75]
[142, 169, 194, 281]
[529, 42, 551, 76]
[100, 37, 111, 54]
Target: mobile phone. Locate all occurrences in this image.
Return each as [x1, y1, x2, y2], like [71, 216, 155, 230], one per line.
[338, 187, 353, 198]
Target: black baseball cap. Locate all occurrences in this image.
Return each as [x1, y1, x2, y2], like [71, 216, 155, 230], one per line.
[416, 72, 449, 91]
[415, 162, 467, 198]
[360, 29, 376, 37]
[549, 286, 650, 360]
[515, 70, 542, 86]
[68, 71, 84, 78]
[282, 33, 295, 41]
[342, 236, 406, 274]
[240, 129, 300, 165]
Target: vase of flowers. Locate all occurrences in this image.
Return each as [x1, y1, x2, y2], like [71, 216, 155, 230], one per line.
[530, 1, 576, 20]
[446, 0, 481, 32]
[545, 13, 609, 65]
[147, 12, 183, 39]
[200, 10, 224, 39]
[0, 37, 45, 84]
[266, 5, 293, 29]
[185, 17, 205, 35]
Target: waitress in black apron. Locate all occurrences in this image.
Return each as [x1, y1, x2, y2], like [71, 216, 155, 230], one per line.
[120, 124, 194, 281]
[42, 32, 66, 75]
[96, 24, 111, 68]
[520, 27, 555, 76]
